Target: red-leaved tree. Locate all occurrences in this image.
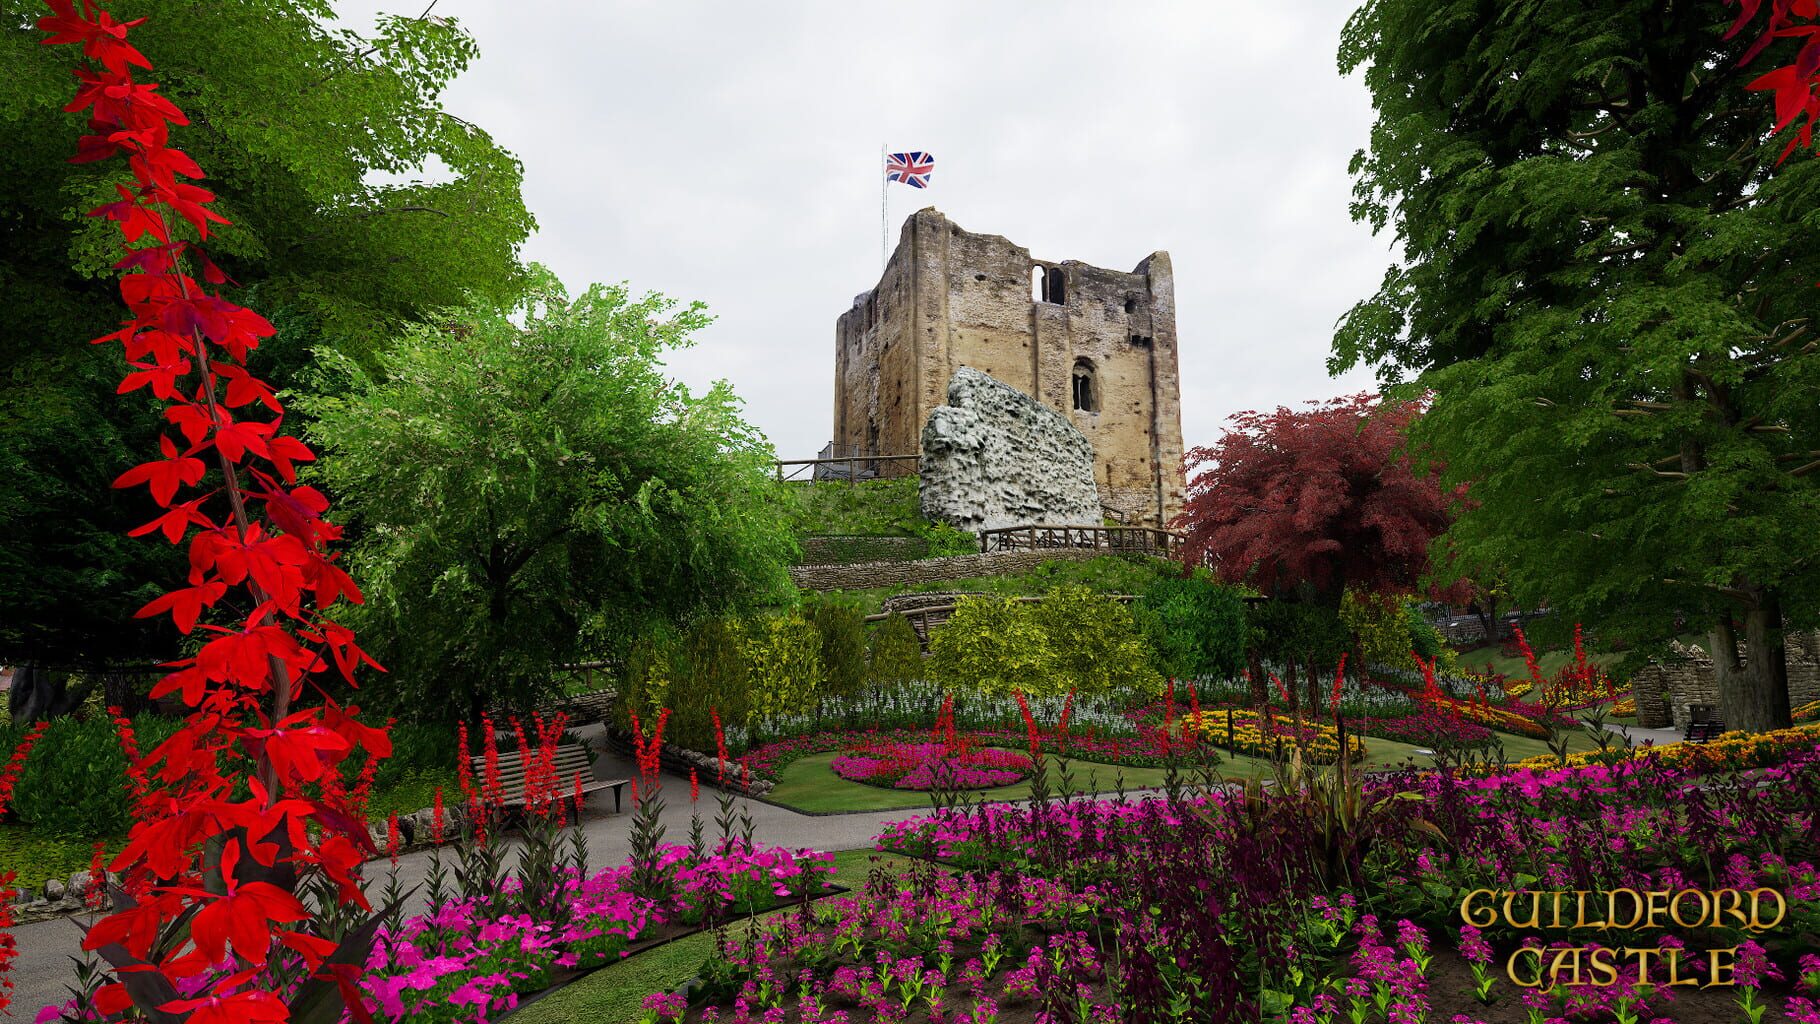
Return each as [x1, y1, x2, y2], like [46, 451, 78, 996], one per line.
[35, 2, 390, 1020]
[1177, 393, 1464, 600]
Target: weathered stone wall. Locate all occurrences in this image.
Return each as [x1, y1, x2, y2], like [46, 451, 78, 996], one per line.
[787, 547, 1102, 592]
[918, 368, 1101, 532]
[834, 208, 1185, 527]
[1630, 631, 1820, 729]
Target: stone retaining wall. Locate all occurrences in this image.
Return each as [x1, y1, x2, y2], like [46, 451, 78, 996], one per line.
[788, 547, 1103, 592]
[1630, 631, 1820, 729]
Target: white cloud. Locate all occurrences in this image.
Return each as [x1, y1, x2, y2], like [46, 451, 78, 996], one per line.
[334, 0, 1389, 458]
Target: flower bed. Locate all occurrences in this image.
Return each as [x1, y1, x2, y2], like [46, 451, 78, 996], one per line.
[638, 741, 1820, 1022]
[1184, 708, 1367, 764]
[1465, 721, 1820, 774]
[830, 740, 1032, 790]
[741, 726, 1179, 783]
[36, 839, 835, 1024]
[1344, 706, 1494, 749]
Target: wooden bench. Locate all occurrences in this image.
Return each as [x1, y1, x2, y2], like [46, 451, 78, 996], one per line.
[471, 743, 629, 814]
[1683, 720, 1726, 744]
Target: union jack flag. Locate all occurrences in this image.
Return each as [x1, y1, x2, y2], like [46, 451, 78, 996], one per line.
[885, 151, 935, 188]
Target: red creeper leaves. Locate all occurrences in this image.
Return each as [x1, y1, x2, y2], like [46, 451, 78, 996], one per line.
[39, 1, 389, 1020]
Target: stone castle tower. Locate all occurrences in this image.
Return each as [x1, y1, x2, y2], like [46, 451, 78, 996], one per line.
[833, 208, 1185, 528]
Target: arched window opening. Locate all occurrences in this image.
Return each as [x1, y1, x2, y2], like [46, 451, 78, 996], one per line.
[1071, 358, 1097, 412]
[1031, 265, 1045, 303]
[1032, 264, 1067, 305]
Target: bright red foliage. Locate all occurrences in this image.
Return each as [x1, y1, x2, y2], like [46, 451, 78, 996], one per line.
[1729, 0, 1820, 163]
[1176, 393, 1464, 598]
[35, 1, 389, 1019]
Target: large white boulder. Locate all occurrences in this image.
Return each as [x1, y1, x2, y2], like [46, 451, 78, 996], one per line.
[919, 367, 1101, 533]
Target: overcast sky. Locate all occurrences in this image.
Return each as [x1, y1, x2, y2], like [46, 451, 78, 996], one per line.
[331, 0, 1389, 459]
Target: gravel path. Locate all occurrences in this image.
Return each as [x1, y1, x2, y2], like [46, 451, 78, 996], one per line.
[9, 736, 919, 1019]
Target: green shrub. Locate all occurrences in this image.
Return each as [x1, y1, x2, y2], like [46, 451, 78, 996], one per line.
[1034, 585, 1160, 696]
[928, 596, 1061, 696]
[615, 622, 684, 732]
[744, 613, 826, 731]
[1133, 568, 1249, 682]
[868, 613, 924, 689]
[2, 713, 181, 839]
[671, 616, 751, 750]
[806, 599, 868, 700]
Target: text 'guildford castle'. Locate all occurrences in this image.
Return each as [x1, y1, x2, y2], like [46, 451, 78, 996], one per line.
[833, 209, 1186, 528]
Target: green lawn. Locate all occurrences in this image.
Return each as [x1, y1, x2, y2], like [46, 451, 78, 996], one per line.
[762, 726, 1638, 815]
[1462, 632, 1701, 681]
[509, 849, 921, 1024]
[763, 748, 1194, 813]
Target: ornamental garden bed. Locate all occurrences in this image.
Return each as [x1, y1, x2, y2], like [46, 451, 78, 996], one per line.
[540, 737, 1820, 1024]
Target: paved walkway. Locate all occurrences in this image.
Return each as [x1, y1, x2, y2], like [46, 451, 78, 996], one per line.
[9, 738, 920, 1019]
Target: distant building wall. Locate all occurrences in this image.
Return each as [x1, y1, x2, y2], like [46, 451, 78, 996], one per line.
[834, 208, 1185, 528]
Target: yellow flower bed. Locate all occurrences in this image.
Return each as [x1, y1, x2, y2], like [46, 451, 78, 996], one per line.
[1795, 699, 1820, 723]
[1432, 697, 1552, 739]
[1505, 678, 1535, 699]
[1611, 696, 1636, 716]
[1186, 709, 1367, 765]
[1479, 722, 1820, 775]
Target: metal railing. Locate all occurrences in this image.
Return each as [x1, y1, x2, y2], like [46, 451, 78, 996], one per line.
[976, 523, 1183, 557]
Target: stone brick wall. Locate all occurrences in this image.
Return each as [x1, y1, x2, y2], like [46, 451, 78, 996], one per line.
[1630, 631, 1820, 729]
[788, 547, 1102, 592]
[834, 208, 1184, 528]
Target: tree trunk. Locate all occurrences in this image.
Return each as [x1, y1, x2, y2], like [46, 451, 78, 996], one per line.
[1710, 591, 1793, 733]
[1474, 593, 1500, 645]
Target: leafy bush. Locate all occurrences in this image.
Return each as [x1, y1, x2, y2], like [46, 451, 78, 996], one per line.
[868, 613, 924, 690]
[2, 713, 181, 839]
[1339, 589, 1455, 673]
[1034, 585, 1160, 696]
[806, 599, 868, 700]
[744, 614, 826, 733]
[675, 616, 752, 749]
[1133, 568, 1249, 681]
[928, 596, 1060, 696]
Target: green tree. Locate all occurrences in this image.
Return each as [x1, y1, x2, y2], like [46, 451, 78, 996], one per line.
[1133, 569, 1250, 683]
[1336, 1, 1820, 730]
[1034, 585, 1161, 696]
[928, 596, 1061, 697]
[302, 276, 797, 728]
[867, 612, 925, 691]
[0, 2, 533, 676]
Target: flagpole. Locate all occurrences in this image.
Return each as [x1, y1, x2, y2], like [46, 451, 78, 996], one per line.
[880, 143, 888, 271]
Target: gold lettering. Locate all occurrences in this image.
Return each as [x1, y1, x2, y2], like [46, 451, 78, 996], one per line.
[1643, 889, 1671, 930]
[1504, 890, 1543, 930]
[1670, 889, 1711, 930]
[1713, 888, 1748, 929]
[1586, 945, 1619, 986]
[1664, 946, 1699, 986]
[1507, 947, 1544, 989]
[1706, 947, 1738, 988]
[1606, 888, 1644, 931]
[1748, 888, 1786, 933]
[1460, 889, 1497, 928]
[1626, 947, 1661, 986]
[1549, 947, 1584, 989]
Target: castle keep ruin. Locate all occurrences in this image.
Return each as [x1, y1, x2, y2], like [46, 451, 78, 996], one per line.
[833, 208, 1186, 528]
